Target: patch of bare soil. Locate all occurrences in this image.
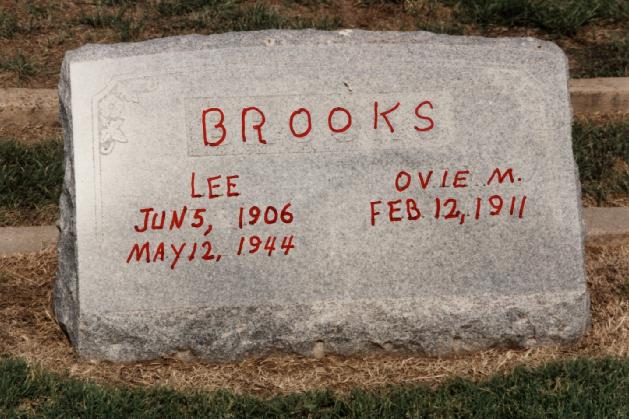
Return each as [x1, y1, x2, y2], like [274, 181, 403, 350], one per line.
[0, 242, 627, 396]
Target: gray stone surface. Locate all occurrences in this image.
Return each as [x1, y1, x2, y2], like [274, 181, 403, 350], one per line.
[54, 30, 589, 362]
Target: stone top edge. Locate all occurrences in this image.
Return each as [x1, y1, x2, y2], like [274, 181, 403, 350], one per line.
[61, 29, 566, 66]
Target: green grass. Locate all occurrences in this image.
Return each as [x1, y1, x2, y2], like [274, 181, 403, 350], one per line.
[0, 139, 63, 218]
[79, 1, 341, 35]
[571, 39, 629, 78]
[0, 9, 18, 38]
[0, 356, 627, 417]
[573, 120, 629, 205]
[227, 3, 291, 32]
[78, 7, 115, 28]
[454, 0, 628, 35]
[25, 3, 52, 20]
[154, 0, 213, 17]
[156, 1, 341, 32]
[111, 11, 145, 42]
[359, 0, 405, 4]
[78, 6, 144, 41]
[0, 53, 38, 80]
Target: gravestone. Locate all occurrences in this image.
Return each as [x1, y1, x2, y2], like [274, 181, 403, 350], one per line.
[54, 30, 590, 362]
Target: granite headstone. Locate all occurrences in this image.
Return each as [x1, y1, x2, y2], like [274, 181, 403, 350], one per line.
[54, 30, 590, 362]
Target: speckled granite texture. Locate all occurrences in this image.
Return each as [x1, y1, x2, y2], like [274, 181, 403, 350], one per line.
[55, 30, 589, 362]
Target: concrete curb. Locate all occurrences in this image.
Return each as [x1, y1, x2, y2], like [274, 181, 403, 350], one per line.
[0, 78, 627, 138]
[582, 207, 629, 246]
[0, 88, 58, 128]
[1, 208, 627, 256]
[0, 225, 58, 256]
[569, 78, 629, 117]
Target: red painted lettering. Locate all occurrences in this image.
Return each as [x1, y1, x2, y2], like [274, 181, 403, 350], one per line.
[133, 208, 153, 233]
[127, 242, 150, 263]
[406, 199, 421, 220]
[188, 242, 198, 261]
[170, 243, 186, 269]
[191, 208, 206, 228]
[441, 170, 449, 187]
[201, 107, 226, 146]
[151, 211, 165, 230]
[207, 175, 222, 199]
[327, 107, 352, 133]
[414, 101, 434, 132]
[153, 242, 165, 262]
[226, 175, 240, 197]
[169, 206, 188, 230]
[370, 200, 382, 226]
[453, 170, 470, 188]
[388, 199, 403, 222]
[373, 101, 400, 132]
[190, 172, 203, 198]
[241, 107, 266, 144]
[395, 170, 411, 192]
[418, 170, 433, 189]
[487, 168, 515, 185]
[289, 108, 312, 138]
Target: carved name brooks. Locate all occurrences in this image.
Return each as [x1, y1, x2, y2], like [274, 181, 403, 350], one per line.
[185, 93, 448, 156]
[200, 100, 435, 147]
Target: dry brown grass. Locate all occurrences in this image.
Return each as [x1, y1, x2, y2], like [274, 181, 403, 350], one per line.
[0, 123, 62, 145]
[0, 205, 58, 227]
[583, 196, 629, 207]
[1, 242, 628, 396]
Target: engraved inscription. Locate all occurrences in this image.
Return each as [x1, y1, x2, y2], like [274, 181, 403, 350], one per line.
[186, 92, 453, 156]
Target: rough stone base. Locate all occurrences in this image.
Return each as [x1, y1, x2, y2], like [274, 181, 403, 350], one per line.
[78, 291, 589, 362]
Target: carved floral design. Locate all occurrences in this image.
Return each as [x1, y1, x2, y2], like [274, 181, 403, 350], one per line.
[97, 78, 159, 155]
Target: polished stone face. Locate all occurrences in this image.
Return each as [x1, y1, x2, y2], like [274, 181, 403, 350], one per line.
[54, 30, 589, 362]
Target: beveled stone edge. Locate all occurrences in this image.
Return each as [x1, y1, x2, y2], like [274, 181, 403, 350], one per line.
[52, 55, 79, 346]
